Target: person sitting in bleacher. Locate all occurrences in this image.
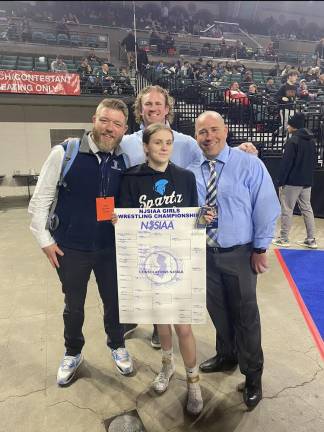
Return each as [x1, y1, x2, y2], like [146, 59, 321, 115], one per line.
[297, 79, 315, 101]
[155, 60, 165, 73]
[265, 77, 277, 95]
[242, 70, 253, 83]
[180, 61, 194, 79]
[317, 73, 324, 88]
[87, 49, 102, 68]
[149, 30, 163, 53]
[225, 81, 249, 106]
[96, 63, 114, 94]
[51, 56, 68, 73]
[55, 18, 70, 40]
[77, 57, 94, 90]
[248, 83, 259, 95]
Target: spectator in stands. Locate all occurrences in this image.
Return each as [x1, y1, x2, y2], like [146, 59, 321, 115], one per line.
[242, 70, 253, 83]
[51, 56, 68, 73]
[225, 81, 249, 106]
[97, 63, 114, 94]
[277, 70, 299, 106]
[180, 61, 194, 79]
[248, 84, 259, 95]
[149, 30, 162, 52]
[277, 69, 299, 131]
[265, 77, 277, 95]
[77, 57, 93, 77]
[268, 62, 280, 77]
[265, 41, 275, 60]
[55, 18, 70, 39]
[304, 66, 320, 84]
[208, 68, 219, 83]
[77, 57, 96, 92]
[234, 39, 243, 58]
[137, 47, 149, 73]
[280, 64, 291, 82]
[20, 17, 31, 42]
[317, 73, 324, 87]
[155, 60, 165, 73]
[311, 66, 320, 82]
[87, 49, 102, 68]
[169, 60, 181, 76]
[297, 79, 314, 100]
[121, 29, 136, 69]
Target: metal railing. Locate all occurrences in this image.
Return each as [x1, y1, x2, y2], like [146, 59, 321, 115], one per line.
[136, 71, 324, 167]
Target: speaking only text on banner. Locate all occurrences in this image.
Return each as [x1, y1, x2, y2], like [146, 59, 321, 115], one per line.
[0, 70, 80, 95]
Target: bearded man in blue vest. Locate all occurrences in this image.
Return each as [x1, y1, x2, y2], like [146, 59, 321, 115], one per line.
[29, 99, 134, 385]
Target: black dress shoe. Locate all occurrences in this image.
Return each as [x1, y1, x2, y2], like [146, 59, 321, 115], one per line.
[243, 379, 262, 410]
[199, 355, 238, 373]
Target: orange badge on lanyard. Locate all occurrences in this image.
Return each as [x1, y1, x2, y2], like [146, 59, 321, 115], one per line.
[96, 196, 115, 221]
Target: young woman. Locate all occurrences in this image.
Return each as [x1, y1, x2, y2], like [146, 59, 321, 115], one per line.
[115, 123, 204, 415]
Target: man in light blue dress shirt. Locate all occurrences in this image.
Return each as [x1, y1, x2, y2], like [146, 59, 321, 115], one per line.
[120, 85, 202, 169]
[188, 111, 280, 410]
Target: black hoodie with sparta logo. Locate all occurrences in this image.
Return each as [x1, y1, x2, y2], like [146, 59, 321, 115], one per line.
[118, 162, 198, 208]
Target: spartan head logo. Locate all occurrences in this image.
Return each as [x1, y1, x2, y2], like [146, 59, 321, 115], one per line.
[154, 179, 168, 196]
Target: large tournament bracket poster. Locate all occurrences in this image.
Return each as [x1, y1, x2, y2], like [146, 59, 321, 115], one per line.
[114, 207, 206, 324]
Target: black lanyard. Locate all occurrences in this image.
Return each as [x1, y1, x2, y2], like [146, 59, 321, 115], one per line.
[98, 152, 111, 197]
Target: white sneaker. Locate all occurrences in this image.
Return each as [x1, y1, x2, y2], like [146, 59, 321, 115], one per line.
[57, 353, 83, 386]
[152, 358, 175, 394]
[272, 238, 290, 247]
[187, 381, 203, 415]
[111, 347, 133, 375]
[297, 238, 318, 249]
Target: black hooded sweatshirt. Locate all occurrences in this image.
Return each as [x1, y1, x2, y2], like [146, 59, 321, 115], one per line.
[118, 162, 198, 208]
[277, 128, 316, 187]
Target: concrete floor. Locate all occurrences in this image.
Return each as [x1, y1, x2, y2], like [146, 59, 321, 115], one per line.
[0, 198, 324, 432]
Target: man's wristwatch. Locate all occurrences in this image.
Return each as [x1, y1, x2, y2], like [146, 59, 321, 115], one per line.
[253, 248, 266, 254]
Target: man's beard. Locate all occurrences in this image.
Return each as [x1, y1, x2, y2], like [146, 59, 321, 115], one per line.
[92, 127, 122, 152]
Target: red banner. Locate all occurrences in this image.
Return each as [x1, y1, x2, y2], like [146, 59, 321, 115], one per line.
[0, 70, 80, 95]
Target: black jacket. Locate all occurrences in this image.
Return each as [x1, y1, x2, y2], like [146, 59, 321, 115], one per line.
[277, 128, 316, 187]
[277, 82, 297, 106]
[118, 162, 198, 208]
[121, 33, 136, 52]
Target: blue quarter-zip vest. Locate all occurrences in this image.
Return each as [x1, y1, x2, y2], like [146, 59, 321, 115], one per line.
[52, 146, 126, 251]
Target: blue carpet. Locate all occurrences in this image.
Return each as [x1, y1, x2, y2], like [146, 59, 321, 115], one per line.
[278, 249, 324, 344]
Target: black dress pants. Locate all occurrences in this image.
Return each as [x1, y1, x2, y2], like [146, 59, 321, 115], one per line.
[57, 246, 124, 355]
[206, 244, 263, 379]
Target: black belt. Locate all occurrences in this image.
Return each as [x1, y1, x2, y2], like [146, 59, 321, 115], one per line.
[207, 243, 251, 254]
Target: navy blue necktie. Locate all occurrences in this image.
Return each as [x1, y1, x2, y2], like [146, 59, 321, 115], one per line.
[206, 160, 218, 247]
